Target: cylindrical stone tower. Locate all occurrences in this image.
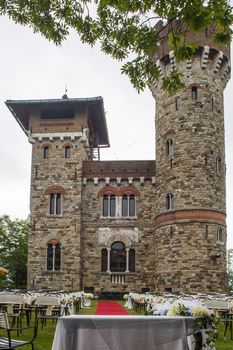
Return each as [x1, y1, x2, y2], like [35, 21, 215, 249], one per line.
[152, 21, 231, 293]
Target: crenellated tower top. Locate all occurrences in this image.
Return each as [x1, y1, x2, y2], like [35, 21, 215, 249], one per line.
[151, 21, 231, 293]
[151, 20, 231, 94]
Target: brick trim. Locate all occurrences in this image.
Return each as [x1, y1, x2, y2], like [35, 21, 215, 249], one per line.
[62, 143, 74, 148]
[187, 83, 201, 89]
[40, 143, 52, 149]
[119, 187, 140, 197]
[97, 186, 119, 197]
[44, 185, 67, 195]
[47, 239, 61, 246]
[163, 129, 175, 140]
[154, 209, 226, 227]
[98, 186, 140, 197]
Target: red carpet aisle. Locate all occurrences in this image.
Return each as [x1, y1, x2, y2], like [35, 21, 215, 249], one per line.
[96, 301, 128, 315]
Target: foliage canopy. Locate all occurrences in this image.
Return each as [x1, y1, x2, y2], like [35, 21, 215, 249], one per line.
[0, 215, 28, 288]
[227, 248, 233, 293]
[0, 1, 232, 92]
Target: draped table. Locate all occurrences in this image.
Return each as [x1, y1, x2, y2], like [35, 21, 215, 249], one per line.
[51, 315, 200, 350]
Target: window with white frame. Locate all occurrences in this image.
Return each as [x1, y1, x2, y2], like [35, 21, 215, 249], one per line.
[122, 194, 136, 217]
[49, 193, 62, 215]
[101, 242, 135, 273]
[103, 194, 116, 217]
[100, 187, 138, 219]
[47, 241, 61, 271]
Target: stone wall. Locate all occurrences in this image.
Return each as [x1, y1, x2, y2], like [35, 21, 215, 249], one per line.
[81, 178, 156, 293]
[151, 24, 230, 293]
[27, 136, 88, 290]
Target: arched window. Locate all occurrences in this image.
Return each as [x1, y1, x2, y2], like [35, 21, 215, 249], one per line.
[65, 146, 71, 158]
[55, 244, 61, 270]
[191, 86, 198, 101]
[43, 146, 49, 159]
[216, 157, 221, 175]
[102, 194, 116, 217]
[166, 193, 174, 210]
[122, 194, 136, 217]
[50, 193, 61, 215]
[47, 244, 53, 271]
[101, 249, 108, 272]
[129, 249, 135, 272]
[166, 139, 173, 156]
[110, 195, 116, 217]
[110, 242, 126, 272]
[47, 241, 61, 271]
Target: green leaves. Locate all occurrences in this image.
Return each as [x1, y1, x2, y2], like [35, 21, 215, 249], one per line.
[122, 57, 160, 92]
[0, 215, 29, 288]
[227, 248, 233, 293]
[162, 68, 185, 95]
[0, 0, 232, 94]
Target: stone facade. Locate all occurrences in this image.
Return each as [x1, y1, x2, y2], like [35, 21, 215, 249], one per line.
[151, 21, 230, 293]
[6, 23, 231, 294]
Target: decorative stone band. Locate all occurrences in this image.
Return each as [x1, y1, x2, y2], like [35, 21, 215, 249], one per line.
[154, 209, 226, 228]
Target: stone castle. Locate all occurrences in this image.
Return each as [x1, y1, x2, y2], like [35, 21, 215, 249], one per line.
[6, 22, 231, 294]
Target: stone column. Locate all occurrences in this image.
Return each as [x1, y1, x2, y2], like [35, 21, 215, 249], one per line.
[126, 248, 130, 273]
[107, 248, 111, 273]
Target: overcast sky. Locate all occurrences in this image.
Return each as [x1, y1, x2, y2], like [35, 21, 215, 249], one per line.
[0, 16, 232, 249]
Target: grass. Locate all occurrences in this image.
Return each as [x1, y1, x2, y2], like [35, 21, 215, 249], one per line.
[2, 300, 232, 349]
[215, 321, 233, 350]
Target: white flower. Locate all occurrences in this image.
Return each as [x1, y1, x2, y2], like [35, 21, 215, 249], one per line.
[167, 302, 186, 316]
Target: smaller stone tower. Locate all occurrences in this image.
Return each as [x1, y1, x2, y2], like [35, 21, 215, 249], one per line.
[151, 21, 231, 293]
[6, 96, 109, 290]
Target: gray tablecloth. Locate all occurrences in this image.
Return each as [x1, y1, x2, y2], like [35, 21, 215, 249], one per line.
[51, 315, 200, 350]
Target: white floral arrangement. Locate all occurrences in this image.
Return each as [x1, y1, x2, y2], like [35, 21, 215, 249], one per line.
[60, 295, 73, 305]
[167, 302, 217, 350]
[191, 306, 212, 319]
[167, 302, 186, 316]
[83, 293, 94, 300]
[123, 294, 129, 300]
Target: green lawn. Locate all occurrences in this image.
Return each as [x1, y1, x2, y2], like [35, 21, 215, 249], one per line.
[2, 300, 232, 349]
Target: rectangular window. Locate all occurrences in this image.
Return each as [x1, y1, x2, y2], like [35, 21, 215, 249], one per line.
[55, 245, 61, 271]
[41, 109, 74, 119]
[50, 193, 61, 215]
[103, 195, 109, 217]
[56, 194, 61, 215]
[47, 245, 53, 271]
[43, 147, 49, 159]
[129, 195, 136, 217]
[50, 194, 55, 215]
[110, 195, 116, 217]
[122, 195, 128, 217]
